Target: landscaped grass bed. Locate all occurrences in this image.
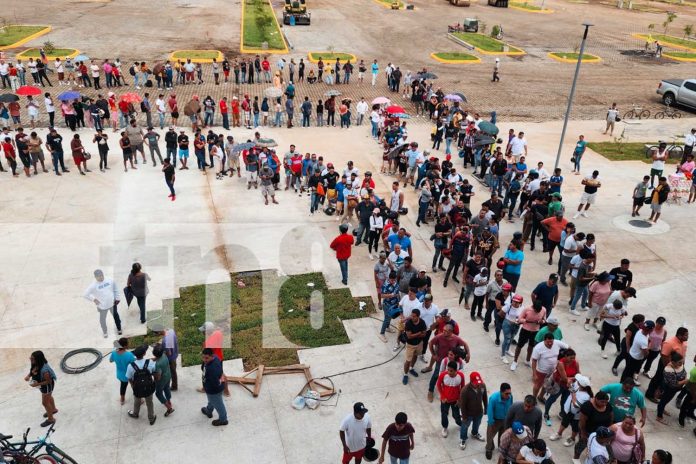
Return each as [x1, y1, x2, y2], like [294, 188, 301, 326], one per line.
[17, 48, 78, 59]
[588, 142, 677, 164]
[431, 52, 480, 63]
[452, 32, 523, 54]
[0, 25, 50, 48]
[511, 1, 543, 10]
[130, 271, 375, 368]
[548, 52, 601, 63]
[242, 0, 287, 51]
[308, 52, 357, 63]
[662, 51, 696, 61]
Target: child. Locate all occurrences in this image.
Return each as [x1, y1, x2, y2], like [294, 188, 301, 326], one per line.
[379, 412, 415, 464]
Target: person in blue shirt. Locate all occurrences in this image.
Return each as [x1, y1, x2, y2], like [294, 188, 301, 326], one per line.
[387, 228, 413, 256]
[502, 241, 524, 290]
[335, 174, 347, 214]
[485, 382, 513, 459]
[371, 59, 379, 86]
[549, 168, 564, 194]
[531, 274, 559, 318]
[379, 272, 401, 340]
[513, 157, 528, 176]
[109, 337, 136, 405]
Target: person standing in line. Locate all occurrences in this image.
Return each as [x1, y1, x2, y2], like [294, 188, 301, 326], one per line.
[502, 240, 524, 291]
[70, 133, 89, 175]
[646, 326, 688, 403]
[340, 402, 372, 464]
[24, 351, 58, 427]
[621, 320, 655, 383]
[378, 412, 415, 464]
[145, 126, 163, 166]
[403, 308, 428, 385]
[573, 170, 601, 219]
[83, 269, 122, 337]
[162, 157, 176, 201]
[485, 382, 513, 460]
[46, 126, 68, 175]
[44, 92, 56, 127]
[492, 58, 500, 82]
[437, 361, 465, 437]
[632, 175, 650, 217]
[458, 371, 488, 450]
[371, 59, 379, 86]
[109, 337, 135, 405]
[648, 176, 670, 223]
[126, 345, 157, 425]
[656, 352, 688, 425]
[126, 262, 151, 324]
[356, 97, 368, 126]
[152, 344, 175, 417]
[330, 223, 354, 286]
[604, 103, 619, 136]
[200, 347, 228, 426]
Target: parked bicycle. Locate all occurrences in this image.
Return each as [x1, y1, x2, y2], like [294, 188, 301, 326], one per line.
[0, 423, 77, 464]
[646, 136, 684, 160]
[624, 104, 651, 120]
[654, 105, 682, 119]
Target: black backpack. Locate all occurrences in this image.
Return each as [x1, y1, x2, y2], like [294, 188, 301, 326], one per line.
[129, 65, 136, 76]
[130, 360, 156, 398]
[140, 101, 147, 112]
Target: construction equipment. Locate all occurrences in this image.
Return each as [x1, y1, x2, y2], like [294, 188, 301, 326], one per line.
[488, 0, 509, 7]
[448, 18, 478, 33]
[283, 0, 311, 25]
[449, 0, 472, 6]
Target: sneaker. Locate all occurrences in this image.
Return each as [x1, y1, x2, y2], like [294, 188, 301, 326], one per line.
[459, 440, 467, 450]
[524, 360, 531, 367]
[201, 407, 213, 418]
[584, 323, 591, 331]
[570, 310, 581, 316]
[612, 367, 618, 376]
[212, 419, 228, 426]
[572, 212, 580, 219]
[419, 355, 427, 363]
[642, 371, 653, 379]
[563, 437, 575, 447]
[545, 416, 552, 426]
[402, 375, 408, 385]
[633, 378, 641, 387]
[501, 356, 509, 364]
[601, 351, 608, 359]
[549, 433, 561, 441]
[393, 344, 401, 352]
[581, 211, 589, 218]
[510, 361, 518, 371]
[421, 366, 433, 373]
[473, 433, 485, 442]
[495, 339, 500, 346]
[441, 428, 448, 438]
[378, 334, 387, 343]
[408, 369, 419, 377]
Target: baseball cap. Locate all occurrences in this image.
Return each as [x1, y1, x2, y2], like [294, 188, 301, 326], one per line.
[625, 287, 637, 297]
[378, 251, 387, 257]
[575, 374, 591, 387]
[502, 283, 513, 291]
[546, 316, 559, 326]
[424, 294, 433, 301]
[198, 321, 215, 332]
[512, 294, 524, 303]
[419, 268, 427, 273]
[169, 125, 175, 130]
[469, 371, 483, 386]
[440, 308, 450, 317]
[353, 402, 368, 414]
[643, 320, 656, 329]
[512, 421, 526, 438]
[596, 426, 615, 439]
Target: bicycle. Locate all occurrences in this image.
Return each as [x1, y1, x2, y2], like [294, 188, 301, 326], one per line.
[647, 136, 684, 161]
[0, 424, 77, 464]
[623, 104, 651, 120]
[654, 105, 682, 119]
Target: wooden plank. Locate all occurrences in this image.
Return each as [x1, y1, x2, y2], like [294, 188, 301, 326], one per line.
[312, 379, 332, 390]
[226, 376, 256, 384]
[241, 367, 258, 378]
[253, 364, 265, 397]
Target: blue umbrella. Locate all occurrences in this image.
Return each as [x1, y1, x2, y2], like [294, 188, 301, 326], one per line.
[391, 113, 411, 119]
[74, 54, 90, 63]
[231, 142, 256, 153]
[57, 91, 80, 101]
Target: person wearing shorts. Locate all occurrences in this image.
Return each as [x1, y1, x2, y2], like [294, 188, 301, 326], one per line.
[259, 164, 278, 205]
[573, 170, 601, 219]
[177, 130, 189, 170]
[27, 132, 48, 174]
[340, 402, 372, 464]
[649, 176, 670, 223]
[510, 300, 546, 371]
[25, 351, 58, 427]
[245, 148, 259, 189]
[402, 308, 427, 385]
[120, 132, 135, 172]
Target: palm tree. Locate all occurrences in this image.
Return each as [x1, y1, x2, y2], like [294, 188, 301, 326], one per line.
[663, 11, 677, 36]
[685, 24, 694, 39]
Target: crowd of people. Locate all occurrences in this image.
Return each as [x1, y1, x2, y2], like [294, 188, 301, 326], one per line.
[10, 55, 694, 464]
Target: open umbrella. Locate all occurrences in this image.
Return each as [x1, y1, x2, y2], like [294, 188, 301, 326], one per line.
[477, 120, 499, 136]
[74, 54, 90, 63]
[255, 138, 277, 148]
[388, 143, 409, 159]
[454, 92, 467, 103]
[391, 113, 411, 119]
[183, 99, 201, 117]
[152, 62, 165, 76]
[264, 87, 283, 98]
[16, 86, 42, 96]
[444, 94, 463, 102]
[474, 134, 496, 147]
[0, 93, 19, 103]
[324, 90, 341, 97]
[416, 71, 438, 80]
[57, 91, 80, 101]
[385, 105, 406, 114]
[120, 92, 142, 104]
[232, 142, 256, 153]
[371, 96, 390, 105]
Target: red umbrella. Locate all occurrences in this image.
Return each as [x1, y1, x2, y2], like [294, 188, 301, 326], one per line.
[120, 92, 142, 103]
[386, 105, 406, 114]
[16, 85, 42, 96]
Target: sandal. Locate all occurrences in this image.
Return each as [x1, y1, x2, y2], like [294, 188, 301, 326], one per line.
[42, 410, 58, 418]
[40, 420, 55, 428]
[164, 408, 175, 417]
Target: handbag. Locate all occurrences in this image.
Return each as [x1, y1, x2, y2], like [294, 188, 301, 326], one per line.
[570, 156, 576, 163]
[83, 151, 92, 160]
[629, 429, 643, 464]
[544, 373, 561, 396]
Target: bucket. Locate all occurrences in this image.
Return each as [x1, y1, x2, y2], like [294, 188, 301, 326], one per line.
[363, 447, 379, 462]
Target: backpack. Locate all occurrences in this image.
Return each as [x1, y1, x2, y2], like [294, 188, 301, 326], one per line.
[130, 360, 155, 398]
[129, 65, 136, 76]
[140, 101, 147, 112]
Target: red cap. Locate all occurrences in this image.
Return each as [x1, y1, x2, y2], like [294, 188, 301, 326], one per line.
[469, 371, 483, 386]
[445, 154, 452, 161]
[502, 283, 513, 291]
[512, 294, 524, 303]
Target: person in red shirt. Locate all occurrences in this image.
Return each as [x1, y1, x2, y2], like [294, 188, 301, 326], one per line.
[168, 94, 179, 127]
[219, 97, 229, 130]
[261, 58, 271, 83]
[199, 321, 230, 396]
[2, 137, 19, 176]
[330, 224, 354, 285]
[231, 97, 240, 127]
[436, 362, 466, 437]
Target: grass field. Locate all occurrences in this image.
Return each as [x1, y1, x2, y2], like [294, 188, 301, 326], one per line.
[511, 1, 544, 10]
[663, 51, 696, 60]
[549, 52, 599, 60]
[18, 48, 77, 58]
[452, 32, 521, 53]
[129, 271, 375, 368]
[649, 34, 696, 50]
[432, 52, 479, 61]
[0, 25, 48, 47]
[171, 50, 222, 60]
[375, 0, 405, 7]
[243, 0, 286, 50]
[588, 142, 678, 164]
[308, 52, 356, 62]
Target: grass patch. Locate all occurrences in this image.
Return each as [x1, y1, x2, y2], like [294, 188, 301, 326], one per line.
[129, 271, 375, 369]
[433, 52, 479, 61]
[646, 34, 696, 50]
[243, 0, 286, 50]
[511, 1, 543, 9]
[663, 51, 696, 59]
[375, 0, 405, 7]
[171, 50, 222, 61]
[0, 26, 48, 47]
[18, 48, 77, 58]
[588, 142, 678, 164]
[452, 32, 522, 53]
[308, 52, 356, 62]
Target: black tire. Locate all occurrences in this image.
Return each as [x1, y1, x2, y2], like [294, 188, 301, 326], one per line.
[670, 146, 684, 160]
[640, 109, 651, 119]
[44, 447, 77, 464]
[648, 145, 659, 158]
[674, 112, 682, 119]
[623, 110, 635, 120]
[655, 112, 665, 119]
[662, 93, 676, 106]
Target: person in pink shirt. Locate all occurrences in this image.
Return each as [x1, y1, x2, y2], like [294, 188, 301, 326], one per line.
[584, 271, 614, 331]
[510, 301, 546, 371]
[103, 60, 114, 88]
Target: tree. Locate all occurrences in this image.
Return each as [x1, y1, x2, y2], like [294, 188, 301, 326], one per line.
[663, 11, 677, 35]
[42, 41, 55, 54]
[648, 23, 655, 31]
[684, 24, 694, 38]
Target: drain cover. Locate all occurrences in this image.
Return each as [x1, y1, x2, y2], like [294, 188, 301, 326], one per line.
[628, 220, 652, 228]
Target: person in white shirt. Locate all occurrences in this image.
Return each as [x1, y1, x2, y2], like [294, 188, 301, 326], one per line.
[649, 143, 668, 188]
[125, 345, 157, 424]
[684, 128, 695, 162]
[83, 269, 122, 337]
[54, 59, 65, 85]
[370, 109, 380, 139]
[604, 103, 619, 136]
[531, 334, 569, 398]
[44, 93, 56, 127]
[155, 95, 167, 129]
[584, 427, 615, 464]
[535, 161, 550, 181]
[90, 62, 101, 90]
[573, 170, 601, 219]
[393, 289, 422, 351]
[509, 132, 528, 161]
[343, 160, 359, 179]
[388, 244, 408, 268]
[517, 439, 553, 463]
[419, 294, 439, 362]
[356, 98, 368, 126]
[339, 403, 372, 462]
[0, 60, 9, 89]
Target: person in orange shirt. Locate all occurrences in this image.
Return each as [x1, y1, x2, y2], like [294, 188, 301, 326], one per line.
[645, 326, 688, 402]
[198, 322, 230, 397]
[541, 211, 568, 266]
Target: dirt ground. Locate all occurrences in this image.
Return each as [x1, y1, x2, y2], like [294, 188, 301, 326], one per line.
[2, 0, 696, 120]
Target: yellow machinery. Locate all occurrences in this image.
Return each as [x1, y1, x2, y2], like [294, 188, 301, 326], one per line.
[283, 0, 311, 25]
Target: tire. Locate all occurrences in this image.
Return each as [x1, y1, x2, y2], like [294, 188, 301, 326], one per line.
[640, 109, 651, 119]
[670, 146, 683, 160]
[43, 447, 77, 464]
[648, 145, 659, 158]
[655, 112, 665, 119]
[674, 112, 682, 119]
[662, 93, 676, 106]
[623, 110, 635, 120]
[34, 456, 58, 464]
[2, 452, 41, 464]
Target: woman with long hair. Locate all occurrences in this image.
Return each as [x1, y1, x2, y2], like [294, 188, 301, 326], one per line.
[24, 350, 58, 427]
[544, 348, 580, 425]
[109, 337, 135, 405]
[609, 415, 645, 464]
[127, 263, 151, 324]
[549, 374, 593, 447]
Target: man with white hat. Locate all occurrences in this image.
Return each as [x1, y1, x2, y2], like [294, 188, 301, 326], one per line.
[492, 58, 500, 82]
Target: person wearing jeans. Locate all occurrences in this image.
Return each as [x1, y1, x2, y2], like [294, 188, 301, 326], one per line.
[152, 345, 175, 417]
[500, 295, 523, 363]
[330, 224, 353, 285]
[379, 274, 400, 339]
[485, 383, 513, 459]
[458, 372, 487, 450]
[83, 269, 122, 337]
[127, 262, 151, 324]
[436, 364, 464, 436]
[200, 348, 228, 426]
[656, 352, 688, 423]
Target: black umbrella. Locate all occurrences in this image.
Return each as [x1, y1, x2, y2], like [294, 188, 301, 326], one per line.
[454, 92, 467, 103]
[388, 143, 409, 159]
[231, 142, 256, 153]
[474, 135, 495, 147]
[0, 93, 19, 103]
[417, 72, 438, 80]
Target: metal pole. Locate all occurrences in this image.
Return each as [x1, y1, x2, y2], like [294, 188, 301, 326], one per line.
[554, 23, 593, 170]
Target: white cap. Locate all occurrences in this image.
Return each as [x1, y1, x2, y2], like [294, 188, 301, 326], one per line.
[495, 58, 500, 62]
[198, 321, 215, 332]
[575, 374, 591, 387]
